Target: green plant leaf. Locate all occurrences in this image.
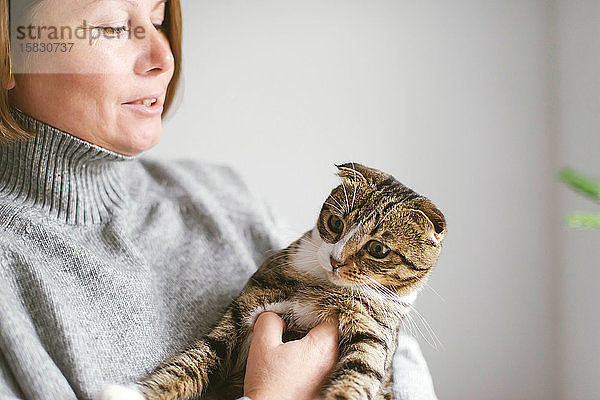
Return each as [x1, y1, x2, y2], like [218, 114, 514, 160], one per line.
[559, 168, 600, 202]
[566, 213, 600, 229]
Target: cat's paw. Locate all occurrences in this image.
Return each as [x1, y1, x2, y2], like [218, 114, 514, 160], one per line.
[94, 384, 145, 400]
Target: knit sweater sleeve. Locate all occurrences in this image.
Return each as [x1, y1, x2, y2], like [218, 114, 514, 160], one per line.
[393, 334, 438, 399]
[0, 244, 22, 400]
[0, 338, 24, 399]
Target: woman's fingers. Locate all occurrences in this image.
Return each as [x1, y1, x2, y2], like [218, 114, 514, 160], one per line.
[244, 314, 340, 400]
[303, 317, 339, 346]
[253, 312, 286, 347]
[302, 318, 339, 371]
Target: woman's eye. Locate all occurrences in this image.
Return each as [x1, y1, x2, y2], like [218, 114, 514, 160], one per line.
[327, 215, 344, 234]
[154, 23, 166, 32]
[97, 26, 129, 37]
[366, 240, 390, 259]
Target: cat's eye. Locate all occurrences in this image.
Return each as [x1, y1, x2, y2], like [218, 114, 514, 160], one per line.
[366, 240, 390, 259]
[327, 215, 344, 234]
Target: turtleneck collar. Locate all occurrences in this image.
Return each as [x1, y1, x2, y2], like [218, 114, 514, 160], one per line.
[0, 106, 137, 225]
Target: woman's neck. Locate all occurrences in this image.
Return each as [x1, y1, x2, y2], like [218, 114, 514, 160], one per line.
[0, 106, 137, 225]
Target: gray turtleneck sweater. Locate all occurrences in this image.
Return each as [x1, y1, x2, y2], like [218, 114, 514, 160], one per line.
[0, 107, 437, 400]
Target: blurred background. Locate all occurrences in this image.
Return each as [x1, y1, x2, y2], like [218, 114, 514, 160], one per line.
[148, 1, 600, 399]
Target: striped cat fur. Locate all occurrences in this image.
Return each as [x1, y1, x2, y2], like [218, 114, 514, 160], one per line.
[97, 163, 446, 400]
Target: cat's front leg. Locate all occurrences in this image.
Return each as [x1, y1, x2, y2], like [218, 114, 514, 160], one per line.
[322, 315, 394, 400]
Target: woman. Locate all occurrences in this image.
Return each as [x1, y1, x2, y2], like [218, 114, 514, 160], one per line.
[0, 0, 438, 399]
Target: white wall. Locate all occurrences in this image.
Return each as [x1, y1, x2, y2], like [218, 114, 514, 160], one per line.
[148, 1, 571, 398]
[555, 1, 600, 399]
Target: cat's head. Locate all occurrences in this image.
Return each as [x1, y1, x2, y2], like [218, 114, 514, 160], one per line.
[294, 163, 446, 302]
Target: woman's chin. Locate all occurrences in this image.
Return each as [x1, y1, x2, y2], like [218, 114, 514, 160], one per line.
[113, 128, 162, 156]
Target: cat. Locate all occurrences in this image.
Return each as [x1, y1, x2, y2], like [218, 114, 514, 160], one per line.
[97, 162, 446, 400]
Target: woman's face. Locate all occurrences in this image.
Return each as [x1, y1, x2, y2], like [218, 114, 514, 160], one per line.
[7, 0, 175, 156]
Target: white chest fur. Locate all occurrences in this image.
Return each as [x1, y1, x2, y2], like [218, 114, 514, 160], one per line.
[234, 300, 321, 375]
[245, 300, 322, 332]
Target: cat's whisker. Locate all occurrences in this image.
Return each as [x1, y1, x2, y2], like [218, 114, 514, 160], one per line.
[402, 314, 420, 344]
[350, 286, 363, 319]
[369, 288, 396, 321]
[338, 177, 350, 213]
[266, 256, 289, 265]
[396, 301, 441, 350]
[374, 203, 400, 229]
[356, 279, 400, 328]
[421, 283, 445, 303]
[362, 288, 390, 326]
[328, 195, 346, 215]
[360, 283, 382, 325]
[350, 181, 357, 211]
[294, 247, 316, 257]
[363, 276, 402, 303]
[404, 304, 442, 349]
[404, 271, 445, 303]
[403, 312, 436, 349]
[302, 237, 321, 249]
[297, 238, 320, 251]
[263, 248, 280, 256]
[361, 280, 390, 304]
[414, 314, 439, 350]
[293, 252, 319, 263]
[359, 286, 372, 315]
[324, 202, 344, 215]
[368, 279, 397, 298]
[383, 301, 397, 327]
[278, 260, 317, 269]
[296, 249, 318, 260]
[350, 162, 357, 211]
[365, 286, 387, 318]
[267, 253, 292, 263]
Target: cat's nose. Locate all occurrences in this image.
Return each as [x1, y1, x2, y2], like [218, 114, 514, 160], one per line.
[330, 256, 347, 271]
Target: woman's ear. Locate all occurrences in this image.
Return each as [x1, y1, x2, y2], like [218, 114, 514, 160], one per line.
[6, 74, 15, 90]
[8, 75, 15, 90]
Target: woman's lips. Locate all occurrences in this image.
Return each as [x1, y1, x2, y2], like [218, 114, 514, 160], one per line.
[122, 97, 164, 116]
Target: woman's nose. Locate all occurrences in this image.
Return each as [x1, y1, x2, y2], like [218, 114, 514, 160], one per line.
[134, 25, 174, 76]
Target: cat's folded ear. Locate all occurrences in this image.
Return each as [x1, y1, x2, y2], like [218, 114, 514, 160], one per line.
[335, 163, 388, 185]
[408, 198, 446, 244]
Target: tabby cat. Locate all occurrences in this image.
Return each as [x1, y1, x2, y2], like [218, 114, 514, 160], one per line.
[97, 163, 446, 400]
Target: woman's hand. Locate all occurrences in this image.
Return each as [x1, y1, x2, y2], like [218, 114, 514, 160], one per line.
[243, 312, 339, 400]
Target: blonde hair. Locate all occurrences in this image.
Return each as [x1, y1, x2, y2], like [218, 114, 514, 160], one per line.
[0, 0, 183, 143]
